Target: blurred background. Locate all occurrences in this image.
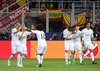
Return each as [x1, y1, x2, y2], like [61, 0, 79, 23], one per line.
[0, 0, 100, 41]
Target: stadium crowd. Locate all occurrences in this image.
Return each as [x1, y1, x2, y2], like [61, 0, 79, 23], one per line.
[0, 23, 100, 41]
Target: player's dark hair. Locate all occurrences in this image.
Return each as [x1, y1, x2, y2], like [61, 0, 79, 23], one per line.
[68, 26, 73, 31]
[36, 24, 44, 31]
[86, 22, 91, 25]
[72, 25, 76, 29]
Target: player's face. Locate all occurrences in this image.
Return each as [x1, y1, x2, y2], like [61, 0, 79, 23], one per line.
[86, 23, 90, 29]
[16, 23, 20, 29]
[22, 27, 25, 31]
[31, 25, 35, 30]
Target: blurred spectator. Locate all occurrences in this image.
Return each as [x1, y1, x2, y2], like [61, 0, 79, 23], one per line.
[63, 0, 71, 9]
[8, 33, 11, 40]
[95, 24, 100, 41]
[50, 34, 58, 40]
[27, 33, 37, 40]
[0, 30, 8, 40]
[91, 24, 97, 40]
[60, 33, 64, 40]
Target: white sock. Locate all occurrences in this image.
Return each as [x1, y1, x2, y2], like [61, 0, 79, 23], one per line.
[78, 51, 82, 62]
[82, 52, 84, 61]
[20, 56, 22, 65]
[37, 55, 41, 64]
[9, 55, 14, 61]
[90, 52, 94, 61]
[40, 56, 43, 64]
[22, 56, 25, 60]
[17, 54, 21, 65]
[65, 53, 68, 62]
[68, 53, 72, 60]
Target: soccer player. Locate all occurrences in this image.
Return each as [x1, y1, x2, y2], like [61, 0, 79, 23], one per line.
[18, 24, 32, 62]
[8, 23, 23, 67]
[31, 24, 47, 67]
[63, 26, 76, 65]
[68, 26, 83, 64]
[81, 22, 97, 64]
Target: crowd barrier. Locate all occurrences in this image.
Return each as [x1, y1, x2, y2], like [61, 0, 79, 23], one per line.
[0, 41, 100, 59]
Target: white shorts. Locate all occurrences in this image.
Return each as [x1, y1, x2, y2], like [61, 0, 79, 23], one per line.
[12, 44, 22, 54]
[36, 46, 47, 54]
[65, 41, 74, 51]
[83, 41, 93, 51]
[74, 42, 82, 52]
[21, 47, 27, 54]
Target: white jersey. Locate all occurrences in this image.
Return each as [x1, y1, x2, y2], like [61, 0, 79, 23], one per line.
[31, 30, 47, 46]
[63, 29, 74, 50]
[11, 28, 20, 45]
[72, 30, 81, 42]
[63, 29, 73, 42]
[81, 28, 94, 42]
[17, 31, 31, 47]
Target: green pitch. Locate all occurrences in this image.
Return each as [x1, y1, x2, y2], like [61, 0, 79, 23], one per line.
[0, 59, 100, 71]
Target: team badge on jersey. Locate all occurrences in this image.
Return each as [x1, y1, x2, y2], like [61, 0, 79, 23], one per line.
[84, 41, 99, 58]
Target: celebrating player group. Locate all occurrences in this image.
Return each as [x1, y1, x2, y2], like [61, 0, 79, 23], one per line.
[8, 23, 47, 67]
[63, 22, 97, 65]
[8, 22, 97, 68]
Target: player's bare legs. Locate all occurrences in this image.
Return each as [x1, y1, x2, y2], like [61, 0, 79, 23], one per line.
[37, 54, 43, 67]
[89, 49, 97, 64]
[71, 50, 75, 64]
[17, 52, 23, 67]
[8, 54, 15, 66]
[82, 51, 85, 63]
[65, 50, 74, 65]
[78, 50, 82, 64]
[65, 50, 68, 65]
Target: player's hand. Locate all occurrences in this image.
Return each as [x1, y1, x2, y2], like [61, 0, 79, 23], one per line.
[72, 37, 76, 39]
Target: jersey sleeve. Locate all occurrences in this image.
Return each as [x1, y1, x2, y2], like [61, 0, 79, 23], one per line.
[26, 31, 31, 36]
[81, 29, 85, 37]
[31, 30, 39, 34]
[63, 30, 68, 38]
[12, 29, 16, 34]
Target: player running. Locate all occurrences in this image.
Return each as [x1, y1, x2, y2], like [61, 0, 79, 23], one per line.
[68, 26, 83, 64]
[31, 24, 47, 67]
[63, 26, 76, 65]
[81, 22, 97, 64]
[8, 23, 23, 67]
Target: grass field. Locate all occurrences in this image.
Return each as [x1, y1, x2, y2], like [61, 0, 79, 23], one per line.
[0, 59, 100, 71]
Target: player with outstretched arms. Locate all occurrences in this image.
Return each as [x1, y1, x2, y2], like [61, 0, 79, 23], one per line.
[31, 24, 47, 67]
[81, 22, 97, 64]
[8, 23, 23, 67]
[63, 26, 76, 65]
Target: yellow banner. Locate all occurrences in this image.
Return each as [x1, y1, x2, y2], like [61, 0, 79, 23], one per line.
[63, 12, 86, 26]
[40, 9, 62, 22]
[40, 9, 62, 18]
